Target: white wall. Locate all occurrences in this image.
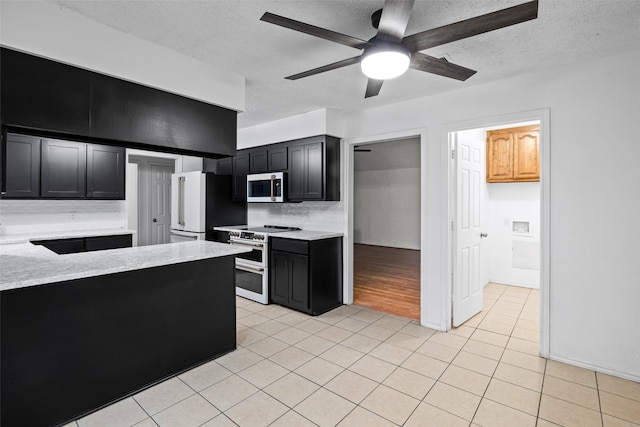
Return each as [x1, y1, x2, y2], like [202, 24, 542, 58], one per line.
[487, 182, 540, 288]
[353, 139, 420, 249]
[337, 50, 640, 380]
[0, 200, 126, 235]
[241, 49, 640, 380]
[238, 109, 336, 149]
[0, 1, 245, 112]
[247, 202, 344, 233]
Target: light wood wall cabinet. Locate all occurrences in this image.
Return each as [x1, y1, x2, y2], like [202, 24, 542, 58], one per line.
[486, 125, 540, 183]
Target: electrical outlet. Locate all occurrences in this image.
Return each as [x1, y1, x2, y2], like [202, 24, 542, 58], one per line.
[71, 213, 76, 221]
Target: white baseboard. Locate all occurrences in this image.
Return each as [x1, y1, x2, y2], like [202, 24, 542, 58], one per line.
[549, 354, 640, 383]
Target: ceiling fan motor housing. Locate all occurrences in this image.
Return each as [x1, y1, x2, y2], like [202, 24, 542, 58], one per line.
[361, 40, 411, 80]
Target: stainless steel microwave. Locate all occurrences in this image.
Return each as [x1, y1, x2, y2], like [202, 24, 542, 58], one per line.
[246, 172, 285, 203]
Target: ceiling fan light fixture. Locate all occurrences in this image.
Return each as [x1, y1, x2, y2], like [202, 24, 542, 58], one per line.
[361, 42, 410, 80]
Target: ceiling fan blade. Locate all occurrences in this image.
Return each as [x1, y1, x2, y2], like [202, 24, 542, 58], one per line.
[410, 53, 477, 81]
[376, 0, 415, 42]
[402, 0, 538, 52]
[285, 56, 362, 80]
[365, 78, 384, 98]
[261, 12, 370, 50]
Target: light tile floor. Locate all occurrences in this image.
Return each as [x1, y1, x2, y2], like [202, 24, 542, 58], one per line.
[68, 283, 640, 427]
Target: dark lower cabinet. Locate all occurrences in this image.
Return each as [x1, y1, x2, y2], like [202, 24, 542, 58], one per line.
[85, 234, 132, 252]
[270, 236, 342, 315]
[32, 234, 133, 255]
[86, 144, 125, 199]
[3, 133, 40, 198]
[40, 138, 86, 198]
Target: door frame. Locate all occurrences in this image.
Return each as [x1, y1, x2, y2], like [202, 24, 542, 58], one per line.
[343, 127, 428, 321]
[126, 149, 182, 246]
[443, 109, 550, 357]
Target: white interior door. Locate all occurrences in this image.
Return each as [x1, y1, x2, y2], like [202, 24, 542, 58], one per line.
[453, 132, 485, 326]
[150, 164, 173, 245]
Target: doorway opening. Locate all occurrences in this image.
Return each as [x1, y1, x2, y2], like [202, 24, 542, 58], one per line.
[352, 137, 421, 320]
[446, 110, 549, 356]
[127, 154, 177, 246]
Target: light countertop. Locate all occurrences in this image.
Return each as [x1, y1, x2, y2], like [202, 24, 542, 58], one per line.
[0, 228, 136, 245]
[0, 240, 250, 292]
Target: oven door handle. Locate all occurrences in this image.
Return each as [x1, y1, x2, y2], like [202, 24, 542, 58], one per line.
[236, 264, 265, 274]
[230, 239, 265, 248]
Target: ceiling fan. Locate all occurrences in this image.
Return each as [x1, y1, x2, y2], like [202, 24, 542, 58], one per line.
[260, 0, 539, 98]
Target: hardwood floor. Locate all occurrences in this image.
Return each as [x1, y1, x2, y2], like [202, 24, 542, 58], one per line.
[353, 244, 421, 321]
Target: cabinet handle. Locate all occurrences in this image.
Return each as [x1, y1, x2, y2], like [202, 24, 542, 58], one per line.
[480, 233, 488, 238]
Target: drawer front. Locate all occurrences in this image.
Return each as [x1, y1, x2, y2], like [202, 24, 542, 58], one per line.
[271, 238, 309, 255]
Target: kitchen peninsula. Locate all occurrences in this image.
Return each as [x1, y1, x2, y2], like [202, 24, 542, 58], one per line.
[0, 240, 248, 427]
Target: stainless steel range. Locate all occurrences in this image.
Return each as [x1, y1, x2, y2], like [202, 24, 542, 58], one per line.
[216, 225, 300, 304]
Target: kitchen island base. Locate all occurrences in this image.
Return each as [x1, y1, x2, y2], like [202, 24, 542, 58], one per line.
[0, 255, 236, 427]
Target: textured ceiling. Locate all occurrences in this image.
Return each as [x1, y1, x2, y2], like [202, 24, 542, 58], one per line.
[53, 0, 640, 129]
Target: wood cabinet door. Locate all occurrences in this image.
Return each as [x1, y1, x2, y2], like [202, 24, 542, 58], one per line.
[486, 131, 514, 182]
[41, 139, 86, 198]
[304, 142, 324, 200]
[287, 145, 305, 200]
[513, 129, 540, 181]
[3, 134, 40, 198]
[86, 144, 125, 199]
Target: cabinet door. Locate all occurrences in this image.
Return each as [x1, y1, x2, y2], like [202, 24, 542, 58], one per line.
[3, 134, 40, 198]
[304, 142, 324, 199]
[85, 234, 132, 252]
[249, 150, 268, 174]
[513, 129, 540, 181]
[288, 253, 310, 312]
[267, 147, 288, 171]
[232, 153, 249, 200]
[270, 251, 290, 306]
[86, 144, 125, 199]
[486, 131, 514, 182]
[41, 139, 86, 198]
[288, 145, 305, 200]
[1, 48, 91, 135]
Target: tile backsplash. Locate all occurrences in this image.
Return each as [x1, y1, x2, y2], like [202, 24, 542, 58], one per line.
[247, 201, 345, 232]
[0, 200, 127, 235]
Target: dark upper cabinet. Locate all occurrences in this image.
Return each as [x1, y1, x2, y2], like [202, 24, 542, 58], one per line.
[1, 47, 237, 158]
[41, 139, 86, 198]
[3, 133, 40, 198]
[231, 135, 340, 202]
[216, 157, 233, 175]
[291, 142, 324, 200]
[86, 144, 125, 199]
[232, 153, 249, 201]
[0, 48, 90, 136]
[285, 135, 341, 201]
[249, 149, 268, 174]
[267, 146, 288, 171]
[89, 73, 236, 157]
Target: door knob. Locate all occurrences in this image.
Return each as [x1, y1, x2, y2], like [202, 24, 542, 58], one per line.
[152, 218, 157, 223]
[480, 233, 488, 238]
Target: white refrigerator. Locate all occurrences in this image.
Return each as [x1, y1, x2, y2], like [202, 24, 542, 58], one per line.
[170, 171, 207, 242]
[170, 171, 247, 243]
